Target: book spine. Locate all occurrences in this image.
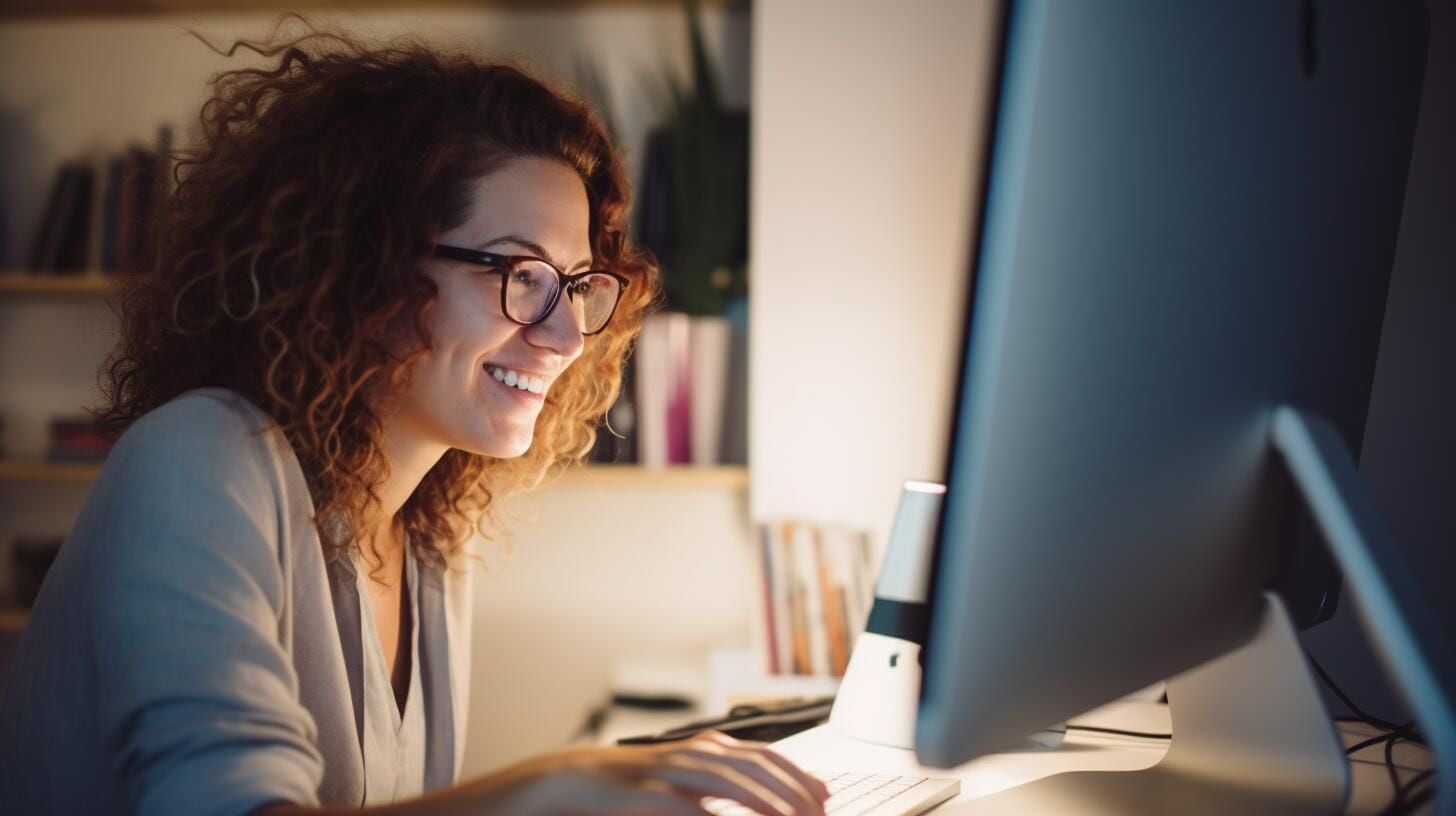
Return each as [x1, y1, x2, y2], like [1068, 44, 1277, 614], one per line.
[783, 521, 811, 675]
[753, 525, 780, 676]
[100, 154, 124, 274]
[84, 154, 108, 273]
[816, 531, 850, 676]
[794, 523, 831, 677]
[56, 165, 96, 272]
[37, 164, 80, 272]
[770, 521, 794, 676]
[29, 163, 70, 271]
[688, 316, 731, 465]
[664, 312, 692, 463]
[634, 315, 669, 467]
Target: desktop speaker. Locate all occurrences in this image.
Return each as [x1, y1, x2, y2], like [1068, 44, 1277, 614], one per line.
[830, 480, 1066, 751]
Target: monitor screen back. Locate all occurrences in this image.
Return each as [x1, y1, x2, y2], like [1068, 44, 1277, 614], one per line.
[916, 0, 1428, 767]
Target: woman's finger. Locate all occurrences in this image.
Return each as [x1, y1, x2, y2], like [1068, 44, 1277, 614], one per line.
[695, 730, 832, 804]
[668, 743, 826, 815]
[644, 751, 802, 816]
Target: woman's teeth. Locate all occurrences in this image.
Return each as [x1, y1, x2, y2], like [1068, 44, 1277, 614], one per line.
[487, 365, 546, 395]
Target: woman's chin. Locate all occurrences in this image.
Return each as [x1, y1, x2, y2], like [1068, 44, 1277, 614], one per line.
[465, 432, 533, 460]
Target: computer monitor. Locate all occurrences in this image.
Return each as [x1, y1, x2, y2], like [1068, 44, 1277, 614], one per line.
[914, 2, 1452, 813]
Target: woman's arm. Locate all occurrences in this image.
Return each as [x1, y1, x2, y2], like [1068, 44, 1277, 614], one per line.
[87, 396, 326, 815]
[253, 730, 831, 816]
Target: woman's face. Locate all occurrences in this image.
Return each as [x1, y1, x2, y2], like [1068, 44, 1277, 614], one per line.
[392, 156, 591, 460]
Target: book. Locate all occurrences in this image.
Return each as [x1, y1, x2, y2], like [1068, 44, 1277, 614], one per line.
[634, 312, 693, 466]
[769, 522, 794, 676]
[815, 530, 850, 676]
[688, 315, 731, 465]
[781, 522, 811, 674]
[54, 163, 96, 273]
[46, 416, 113, 463]
[84, 154, 109, 273]
[826, 524, 874, 637]
[28, 163, 83, 272]
[719, 295, 749, 465]
[751, 520, 880, 677]
[790, 522, 831, 677]
[751, 524, 781, 675]
[99, 154, 125, 273]
[28, 163, 72, 271]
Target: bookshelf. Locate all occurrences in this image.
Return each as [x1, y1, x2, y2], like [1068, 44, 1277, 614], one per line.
[0, 0, 744, 20]
[0, 459, 748, 490]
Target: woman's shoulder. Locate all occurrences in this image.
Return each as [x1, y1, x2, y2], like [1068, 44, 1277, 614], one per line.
[126, 387, 276, 441]
[106, 387, 288, 489]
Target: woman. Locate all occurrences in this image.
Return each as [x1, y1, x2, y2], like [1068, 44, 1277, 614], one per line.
[0, 25, 829, 816]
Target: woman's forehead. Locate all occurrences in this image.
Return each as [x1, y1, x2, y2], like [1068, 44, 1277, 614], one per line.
[458, 157, 592, 263]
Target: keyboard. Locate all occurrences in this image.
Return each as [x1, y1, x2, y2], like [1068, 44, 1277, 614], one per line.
[704, 769, 959, 816]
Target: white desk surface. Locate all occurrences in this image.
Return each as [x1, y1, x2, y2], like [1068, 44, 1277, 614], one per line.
[599, 700, 1433, 815]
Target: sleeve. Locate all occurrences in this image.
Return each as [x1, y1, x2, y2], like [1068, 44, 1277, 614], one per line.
[86, 395, 325, 816]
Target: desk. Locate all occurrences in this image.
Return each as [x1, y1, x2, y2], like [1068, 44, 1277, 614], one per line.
[599, 701, 1433, 815]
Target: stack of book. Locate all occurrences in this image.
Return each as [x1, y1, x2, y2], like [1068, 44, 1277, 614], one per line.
[592, 310, 748, 467]
[26, 126, 172, 276]
[751, 520, 878, 678]
[46, 416, 113, 463]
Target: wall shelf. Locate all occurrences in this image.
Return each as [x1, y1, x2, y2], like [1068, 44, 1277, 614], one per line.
[0, 273, 122, 295]
[0, 459, 748, 490]
[0, 460, 104, 483]
[562, 464, 748, 490]
[0, 608, 28, 633]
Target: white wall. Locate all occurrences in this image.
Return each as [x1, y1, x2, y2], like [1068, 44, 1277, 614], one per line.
[749, 0, 1000, 560]
[0, 5, 756, 778]
[465, 477, 753, 773]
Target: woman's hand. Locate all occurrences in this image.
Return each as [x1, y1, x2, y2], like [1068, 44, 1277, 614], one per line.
[455, 729, 831, 816]
[256, 729, 830, 816]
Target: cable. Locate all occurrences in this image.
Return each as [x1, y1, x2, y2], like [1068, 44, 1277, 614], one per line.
[1375, 768, 1436, 816]
[1064, 724, 1171, 740]
[1347, 730, 1404, 757]
[1385, 731, 1403, 803]
[1306, 655, 1435, 816]
[1306, 655, 1407, 732]
[570, 698, 613, 743]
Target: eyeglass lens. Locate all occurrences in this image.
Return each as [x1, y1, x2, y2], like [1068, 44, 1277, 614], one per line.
[504, 259, 621, 334]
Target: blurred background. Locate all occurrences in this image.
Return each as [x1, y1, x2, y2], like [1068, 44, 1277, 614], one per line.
[0, 0, 1450, 783]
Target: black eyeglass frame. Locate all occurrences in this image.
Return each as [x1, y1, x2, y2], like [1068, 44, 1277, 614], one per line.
[432, 243, 630, 336]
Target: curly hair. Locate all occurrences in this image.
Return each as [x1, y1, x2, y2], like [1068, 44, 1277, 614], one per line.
[94, 19, 658, 570]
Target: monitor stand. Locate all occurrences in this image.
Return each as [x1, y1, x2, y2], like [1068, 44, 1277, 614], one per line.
[947, 407, 1454, 815]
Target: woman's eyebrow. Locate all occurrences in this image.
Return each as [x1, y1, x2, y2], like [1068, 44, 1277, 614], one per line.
[475, 234, 592, 272]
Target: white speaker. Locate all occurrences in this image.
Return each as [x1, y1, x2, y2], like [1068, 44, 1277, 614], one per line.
[829, 480, 1066, 751]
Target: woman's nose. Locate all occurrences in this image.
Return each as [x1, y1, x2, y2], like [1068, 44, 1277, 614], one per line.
[523, 292, 586, 360]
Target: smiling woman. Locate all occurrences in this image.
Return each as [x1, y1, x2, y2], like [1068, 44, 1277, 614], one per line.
[0, 18, 829, 816]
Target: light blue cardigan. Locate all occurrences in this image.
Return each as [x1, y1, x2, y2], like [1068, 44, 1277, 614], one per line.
[0, 389, 475, 815]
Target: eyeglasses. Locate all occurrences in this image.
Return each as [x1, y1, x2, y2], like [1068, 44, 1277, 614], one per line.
[432, 244, 629, 336]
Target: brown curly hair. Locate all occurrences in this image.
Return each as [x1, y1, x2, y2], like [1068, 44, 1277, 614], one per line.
[94, 19, 657, 569]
